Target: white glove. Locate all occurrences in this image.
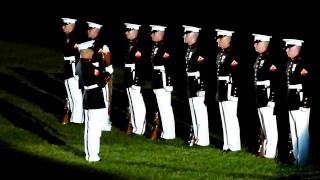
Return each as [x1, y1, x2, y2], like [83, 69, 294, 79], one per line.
[228, 96, 238, 102]
[131, 85, 141, 91]
[299, 107, 310, 112]
[267, 101, 275, 108]
[74, 75, 79, 80]
[196, 91, 205, 97]
[165, 86, 173, 92]
[105, 65, 114, 74]
[102, 45, 110, 53]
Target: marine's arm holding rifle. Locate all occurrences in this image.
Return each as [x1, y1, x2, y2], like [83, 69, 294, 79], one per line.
[99, 45, 113, 114]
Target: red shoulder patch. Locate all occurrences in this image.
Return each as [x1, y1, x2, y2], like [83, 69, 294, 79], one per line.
[230, 59, 238, 67]
[163, 52, 170, 59]
[300, 68, 308, 76]
[270, 64, 277, 72]
[197, 56, 205, 63]
[135, 51, 142, 59]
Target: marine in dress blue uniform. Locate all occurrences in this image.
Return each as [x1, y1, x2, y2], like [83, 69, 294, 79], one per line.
[252, 33, 278, 158]
[215, 29, 241, 151]
[283, 38, 311, 165]
[123, 23, 147, 135]
[61, 17, 84, 124]
[77, 40, 111, 162]
[183, 25, 209, 146]
[145, 25, 176, 140]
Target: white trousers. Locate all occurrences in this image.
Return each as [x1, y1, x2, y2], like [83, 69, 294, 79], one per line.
[289, 108, 310, 165]
[84, 108, 106, 162]
[189, 96, 209, 146]
[219, 99, 241, 151]
[101, 85, 112, 131]
[65, 76, 83, 123]
[126, 87, 146, 135]
[154, 89, 176, 139]
[257, 105, 278, 158]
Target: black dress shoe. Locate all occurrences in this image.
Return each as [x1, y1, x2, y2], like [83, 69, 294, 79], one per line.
[223, 149, 231, 153]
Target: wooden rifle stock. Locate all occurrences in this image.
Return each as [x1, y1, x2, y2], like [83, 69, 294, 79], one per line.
[108, 78, 113, 114]
[187, 126, 195, 146]
[257, 128, 266, 157]
[126, 107, 133, 135]
[62, 98, 70, 125]
[151, 112, 161, 141]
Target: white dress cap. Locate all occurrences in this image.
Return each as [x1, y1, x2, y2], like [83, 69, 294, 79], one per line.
[283, 39, 304, 46]
[150, 25, 166, 32]
[215, 29, 234, 36]
[182, 25, 201, 33]
[252, 33, 272, 42]
[124, 23, 141, 30]
[87, 21, 103, 29]
[77, 40, 95, 50]
[62, 18, 77, 24]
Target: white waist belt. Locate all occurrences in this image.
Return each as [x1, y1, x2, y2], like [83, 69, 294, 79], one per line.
[256, 80, 270, 86]
[154, 65, 165, 71]
[84, 84, 99, 90]
[218, 76, 230, 81]
[64, 56, 76, 61]
[125, 63, 135, 69]
[288, 84, 302, 90]
[187, 71, 200, 77]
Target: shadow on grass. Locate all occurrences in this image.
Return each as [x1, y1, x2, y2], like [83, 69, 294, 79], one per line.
[0, 73, 64, 119]
[0, 98, 64, 145]
[0, 141, 122, 179]
[10, 67, 66, 98]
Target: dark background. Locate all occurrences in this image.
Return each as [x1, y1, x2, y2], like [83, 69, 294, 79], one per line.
[1, 1, 318, 46]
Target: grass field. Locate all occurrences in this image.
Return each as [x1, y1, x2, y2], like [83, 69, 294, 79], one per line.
[0, 40, 319, 179]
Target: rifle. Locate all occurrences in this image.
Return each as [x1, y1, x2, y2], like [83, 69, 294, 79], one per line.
[288, 111, 298, 164]
[187, 125, 196, 146]
[257, 127, 266, 157]
[126, 107, 133, 135]
[108, 77, 113, 115]
[103, 51, 113, 117]
[288, 136, 296, 164]
[62, 98, 71, 125]
[150, 112, 161, 141]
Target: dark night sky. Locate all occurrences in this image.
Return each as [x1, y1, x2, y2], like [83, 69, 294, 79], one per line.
[1, 1, 317, 43]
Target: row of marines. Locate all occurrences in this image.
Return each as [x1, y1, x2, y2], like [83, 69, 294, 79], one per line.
[61, 17, 312, 165]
